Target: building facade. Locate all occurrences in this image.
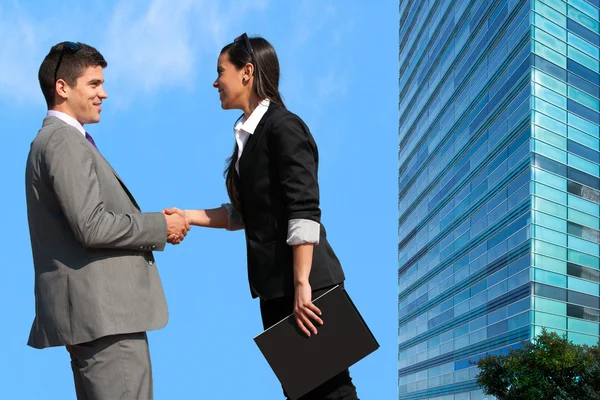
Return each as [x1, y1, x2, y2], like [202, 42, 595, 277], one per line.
[398, 0, 600, 399]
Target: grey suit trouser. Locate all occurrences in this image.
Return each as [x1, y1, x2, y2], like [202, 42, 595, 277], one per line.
[66, 332, 153, 400]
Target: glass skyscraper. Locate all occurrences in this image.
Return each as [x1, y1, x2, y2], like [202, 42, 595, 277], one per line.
[398, 0, 600, 399]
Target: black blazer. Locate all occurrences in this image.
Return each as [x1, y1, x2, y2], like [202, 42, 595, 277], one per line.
[236, 103, 345, 300]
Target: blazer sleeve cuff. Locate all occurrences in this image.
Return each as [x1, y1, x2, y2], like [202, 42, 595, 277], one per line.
[286, 219, 320, 245]
[222, 203, 245, 231]
[142, 211, 168, 252]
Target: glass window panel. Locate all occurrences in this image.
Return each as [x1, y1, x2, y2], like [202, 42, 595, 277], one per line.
[536, 83, 568, 108]
[569, 126, 600, 151]
[534, 224, 568, 245]
[568, 248, 600, 269]
[488, 279, 509, 300]
[535, 311, 567, 329]
[568, 262, 600, 282]
[569, 112, 600, 137]
[535, 282, 568, 301]
[568, 276, 600, 295]
[533, 40, 568, 68]
[535, 253, 567, 273]
[543, 0, 567, 13]
[534, 139, 568, 163]
[569, 209, 600, 232]
[569, 193, 600, 216]
[569, 85, 600, 111]
[534, 125, 568, 148]
[534, 110, 568, 135]
[570, 0, 599, 20]
[534, 267, 568, 286]
[534, 26, 568, 53]
[534, 195, 568, 218]
[534, 67, 568, 95]
[489, 307, 508, 325]
[568, 4, 600, 33]
[509, 297, 532, 316]
[534, 0, 567, 25]
[569, 45, 600, 72]
[568, 235, 600, 256]
[569, 153, 600, 176]
[508, 311, 531, 330]
[568, 317, 599, 335]
[568, 331, 599, 346]
[534, 97, 568, 121]
[534, 182, 568, 203]
[535, 238, 568, 259]
[535, 296, 567, 314]
[508, 269, 531, 291]
[534, 210, 568, 231]
[534, 167, 568, 189]
[487, 320, 509, 337]
[534, 12, 568, 41]
[568, 32, 600, 60]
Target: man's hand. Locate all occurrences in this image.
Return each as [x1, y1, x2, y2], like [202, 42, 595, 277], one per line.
[163, 208, 190, 245]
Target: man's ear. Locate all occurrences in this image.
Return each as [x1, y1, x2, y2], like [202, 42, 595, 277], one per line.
[55, 79, 69, 101]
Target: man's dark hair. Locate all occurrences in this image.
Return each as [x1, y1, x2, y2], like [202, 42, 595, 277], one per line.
[38, 41, 107, 108]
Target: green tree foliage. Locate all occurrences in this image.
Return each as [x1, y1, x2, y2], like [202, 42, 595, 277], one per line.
[474, 329, 600, 400]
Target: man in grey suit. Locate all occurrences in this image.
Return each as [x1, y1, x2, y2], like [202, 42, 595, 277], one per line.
[25, 41, 190, 400]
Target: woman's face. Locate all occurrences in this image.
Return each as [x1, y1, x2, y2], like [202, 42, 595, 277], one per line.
[213, 52, 247, 110]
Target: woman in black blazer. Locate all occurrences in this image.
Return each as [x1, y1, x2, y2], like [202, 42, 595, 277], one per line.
[165, 34, 358, 400]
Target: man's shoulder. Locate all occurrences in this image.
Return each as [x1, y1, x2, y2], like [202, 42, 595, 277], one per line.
[31, 117, 81, 152]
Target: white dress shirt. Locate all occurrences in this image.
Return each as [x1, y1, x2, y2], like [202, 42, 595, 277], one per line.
[47, 110, 86, 137]
[223, 99, 320, 245]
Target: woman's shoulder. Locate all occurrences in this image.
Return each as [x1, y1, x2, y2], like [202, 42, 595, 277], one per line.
[265, 103, 307, 129]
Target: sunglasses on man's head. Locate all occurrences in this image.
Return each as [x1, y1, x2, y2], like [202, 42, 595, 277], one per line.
[54, 41, 80, 83]
[234, 33, 255, 65]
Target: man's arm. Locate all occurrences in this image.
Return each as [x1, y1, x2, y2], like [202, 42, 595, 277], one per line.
[45, 128, 187, 250]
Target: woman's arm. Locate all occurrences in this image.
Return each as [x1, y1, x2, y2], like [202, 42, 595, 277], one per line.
[270, 114, 324, 336]
[293, 243, 323, 337]
[184, 207, 229, 228]
[163, 204, 244, 243]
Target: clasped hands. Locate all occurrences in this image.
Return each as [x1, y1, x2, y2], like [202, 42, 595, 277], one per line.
[162, 207, 189, 245]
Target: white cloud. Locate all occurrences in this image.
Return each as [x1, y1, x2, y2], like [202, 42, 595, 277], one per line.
[102, 0, 270, 98]
[0, 0, 352, 109]
[0, 5, 51, 105]
[102, 0, 199, 94]
[316, 71, 347, 100]
[0, 0, 268, 106]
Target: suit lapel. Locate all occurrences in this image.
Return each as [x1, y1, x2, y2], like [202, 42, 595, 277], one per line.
[46, 117, 142, 211]
[96, 151, 141, 211]
[238, 103, 279, 177]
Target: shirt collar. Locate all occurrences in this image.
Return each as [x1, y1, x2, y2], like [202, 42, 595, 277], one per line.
[47, 110, 86, 136]
[235, 99, 270, 135]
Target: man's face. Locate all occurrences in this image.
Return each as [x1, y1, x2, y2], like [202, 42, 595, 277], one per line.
[63, 66, 108, 125]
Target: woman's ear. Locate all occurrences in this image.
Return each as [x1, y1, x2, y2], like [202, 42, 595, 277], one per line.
[244, 63, 254, 80]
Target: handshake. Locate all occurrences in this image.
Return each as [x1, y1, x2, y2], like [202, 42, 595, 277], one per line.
[162, 207, 189, 245]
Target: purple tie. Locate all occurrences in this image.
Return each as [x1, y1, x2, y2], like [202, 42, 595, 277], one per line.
[85, 132, 98, 149]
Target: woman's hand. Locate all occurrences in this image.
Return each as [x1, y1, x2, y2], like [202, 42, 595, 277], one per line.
[293, 281, 323, 337]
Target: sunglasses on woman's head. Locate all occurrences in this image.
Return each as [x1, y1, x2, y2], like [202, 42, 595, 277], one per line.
[234, 33, 256, 65]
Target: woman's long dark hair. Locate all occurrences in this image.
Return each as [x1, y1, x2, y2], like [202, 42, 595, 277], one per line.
[223, 36, 285, 216]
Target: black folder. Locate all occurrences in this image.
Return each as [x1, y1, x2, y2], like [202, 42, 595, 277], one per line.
[254, 286, 379, 400]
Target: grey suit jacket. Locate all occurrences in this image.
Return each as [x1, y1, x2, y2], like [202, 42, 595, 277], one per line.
[25, 116, 169, 349]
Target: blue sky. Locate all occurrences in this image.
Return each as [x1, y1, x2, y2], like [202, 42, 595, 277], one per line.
[0, 1, 398, 398]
